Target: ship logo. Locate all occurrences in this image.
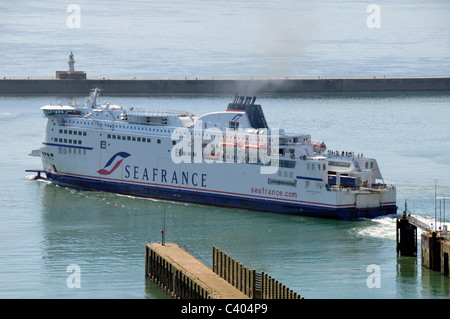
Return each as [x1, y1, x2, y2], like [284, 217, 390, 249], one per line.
[229, 114, 242, 123]
[97, 152, 131, 175]
[228, 114, 242, 129]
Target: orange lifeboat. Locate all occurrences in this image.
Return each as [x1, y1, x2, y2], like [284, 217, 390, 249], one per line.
[313, 141, 327, 152]
[219, 142, 236, 147]
[244, 144, 267, 150]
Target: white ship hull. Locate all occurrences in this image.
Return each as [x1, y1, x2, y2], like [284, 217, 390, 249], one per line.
[35, 92, 397, 220]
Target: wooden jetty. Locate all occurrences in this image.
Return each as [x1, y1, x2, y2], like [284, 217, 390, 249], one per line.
[145, 243, 303, 299]
[145, 243, 248, 299]
[212, 246, 302, 299]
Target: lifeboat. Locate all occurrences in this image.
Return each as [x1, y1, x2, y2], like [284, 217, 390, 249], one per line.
[313, 141, 327, 152]
[219, 142, 236, 147]
[244, 144, 267, 150]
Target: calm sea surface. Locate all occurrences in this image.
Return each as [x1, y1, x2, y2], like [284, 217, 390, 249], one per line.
[0, 1, 449, 299]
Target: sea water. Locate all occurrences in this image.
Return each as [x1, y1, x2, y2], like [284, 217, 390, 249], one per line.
[0, 0, 449, 299]
[0, 0, 449, 79]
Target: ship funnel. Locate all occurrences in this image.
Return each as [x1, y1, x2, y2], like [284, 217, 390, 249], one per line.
[227, 95, 268, 129]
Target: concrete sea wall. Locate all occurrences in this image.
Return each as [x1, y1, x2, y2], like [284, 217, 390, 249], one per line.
[1, 77, 449, 94]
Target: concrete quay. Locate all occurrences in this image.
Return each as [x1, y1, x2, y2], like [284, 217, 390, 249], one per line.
[1, 76, 450, 94]
[421, 230, 450, 277]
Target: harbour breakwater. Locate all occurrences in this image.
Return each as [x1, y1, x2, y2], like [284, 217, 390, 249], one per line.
[1, 76, 449, 94]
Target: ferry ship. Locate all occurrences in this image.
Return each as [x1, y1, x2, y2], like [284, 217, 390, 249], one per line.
[30, 89, 397, 220]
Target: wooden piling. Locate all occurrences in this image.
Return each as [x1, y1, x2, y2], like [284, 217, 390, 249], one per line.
[212, 246, 302, 299]
[396, 216, 418, 256]
[421, 231, 441, 271]
[421, 230, 450, 278]
[442, 239, 450, 277]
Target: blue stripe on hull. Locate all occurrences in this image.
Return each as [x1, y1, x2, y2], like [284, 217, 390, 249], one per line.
[45, 172, 397, 220]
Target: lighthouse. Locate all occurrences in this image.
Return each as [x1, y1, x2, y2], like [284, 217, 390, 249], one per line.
[56, 52, 86, 79]
[68, 52, 75, 74]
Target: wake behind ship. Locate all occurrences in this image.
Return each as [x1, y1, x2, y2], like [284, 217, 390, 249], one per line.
[30, 90, 397, 220]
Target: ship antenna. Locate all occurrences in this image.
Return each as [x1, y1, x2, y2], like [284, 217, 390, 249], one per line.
[434, 179, 438, 231]
[403, 199, 407, 217]
[92, 88, 99, 107]
[161, 206, 166, 246]
[87, 87, 101, 108]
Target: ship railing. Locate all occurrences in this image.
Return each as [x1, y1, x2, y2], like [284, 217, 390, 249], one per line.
[127, 108, 190, 117]
[327, 183, 394, 192]
[326, 153, 359, 160]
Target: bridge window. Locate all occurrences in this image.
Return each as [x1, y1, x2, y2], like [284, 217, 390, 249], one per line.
[328, 161, 351, 168]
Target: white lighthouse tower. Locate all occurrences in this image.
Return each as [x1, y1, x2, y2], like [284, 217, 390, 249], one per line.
[56, 52, 86, 79]
[68, 52, 75, 74]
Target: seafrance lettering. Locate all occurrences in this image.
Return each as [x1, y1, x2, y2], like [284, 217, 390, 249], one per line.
[124, 165, 207, 187]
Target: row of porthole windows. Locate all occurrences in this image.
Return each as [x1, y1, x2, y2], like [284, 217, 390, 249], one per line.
[112, 124, 173, 133]
[58, 147, 87, 155]
[52, 137, 83, 145]
[59, 128, 87, 136]
[42, 151, 54, 159]
[107, 133, 161, 144]
[64, 119, 173, 134]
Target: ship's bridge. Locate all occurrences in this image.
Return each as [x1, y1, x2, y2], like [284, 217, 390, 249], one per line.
[41, 104, 79, 116]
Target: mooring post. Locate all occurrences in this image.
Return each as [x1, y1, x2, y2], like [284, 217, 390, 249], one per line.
[396, 201, 417, 257]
